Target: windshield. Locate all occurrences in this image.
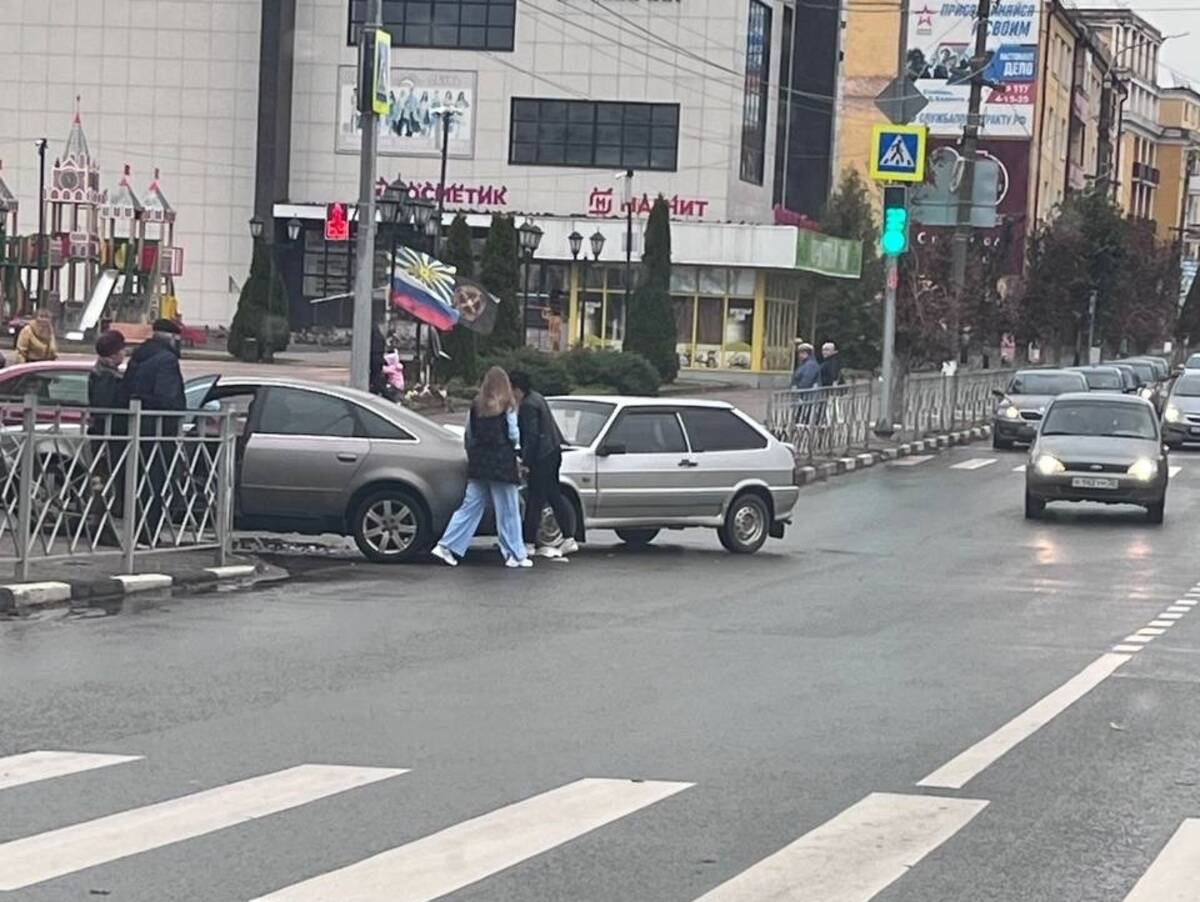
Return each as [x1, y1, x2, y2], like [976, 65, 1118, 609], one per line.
[1041, 401, 1158, 439]
[1079, 370, 1122, 390]
[1009, 373, 1087, 395]
[549, 399, 616, 446]
[1174, 375, 1200, 397]
[1187, 354, 1200, 369]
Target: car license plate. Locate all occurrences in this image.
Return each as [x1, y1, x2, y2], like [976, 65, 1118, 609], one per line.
[1190, 426, 1200, 435]
[1071, 476, 1118, 490]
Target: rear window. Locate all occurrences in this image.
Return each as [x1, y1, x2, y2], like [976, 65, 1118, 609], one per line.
[357, 408, 415, 440]
[1041, 401, 1158, 440]
[1009, 373, 1087, 395]
[680, 408, 768, 452]
[0, 371, 90, 406]
[1186, 354, 1200, 369]
[1080, 370, 1122, 390]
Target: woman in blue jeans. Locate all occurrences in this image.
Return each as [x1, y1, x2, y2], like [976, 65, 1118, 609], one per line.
[432, 367, 531, 568]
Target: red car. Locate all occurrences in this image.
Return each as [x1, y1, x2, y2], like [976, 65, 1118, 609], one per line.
[0, 360, 94, 424]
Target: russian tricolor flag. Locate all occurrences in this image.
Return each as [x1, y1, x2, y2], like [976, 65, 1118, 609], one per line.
[391, 247, 461, 332]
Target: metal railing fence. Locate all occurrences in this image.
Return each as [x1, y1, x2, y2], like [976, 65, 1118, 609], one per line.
[0, 397, 236, 580]
[766, 369, 1015, 460]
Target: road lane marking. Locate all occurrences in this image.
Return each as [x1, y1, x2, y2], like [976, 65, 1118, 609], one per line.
[1124, 635, 1156, 643]
[254, 778, 691, 901]
[950, 458, 997, 470]
[1136, 627, 1167, 636]
[1123, 818, 1200, 900]
[692, 792, 988, 902]
[918, 653, 1130, 789]
[0, 764, 407, 891]
[1148, 620, 1176, 628]
[0, 751, 142, 793]
[1159, 613, 1185, 620]
[1013, 464, 1027, 472]
[1113, 645, 1145, 653]
[891, 455, 933, 467]
[1168, 606, 1193, 612]
[1169, 465, 1183, 478]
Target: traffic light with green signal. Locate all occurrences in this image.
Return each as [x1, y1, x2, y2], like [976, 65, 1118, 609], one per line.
[881, 186, 909, 257]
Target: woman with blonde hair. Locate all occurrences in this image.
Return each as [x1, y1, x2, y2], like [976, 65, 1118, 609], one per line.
[432, 367, 531, 568]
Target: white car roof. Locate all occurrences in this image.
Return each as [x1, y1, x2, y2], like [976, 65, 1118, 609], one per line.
[551, 395, 735, 410]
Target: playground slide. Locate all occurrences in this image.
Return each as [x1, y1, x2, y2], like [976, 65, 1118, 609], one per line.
[66, 268, 118, 341]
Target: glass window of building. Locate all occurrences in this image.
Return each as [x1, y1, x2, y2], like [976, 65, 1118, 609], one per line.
[740, 0, 773, 185]
[674, 268, 759, 371]
[509, 100, 679, 171]
[579, 265, 629, 350]
[348, 0, 516, 50]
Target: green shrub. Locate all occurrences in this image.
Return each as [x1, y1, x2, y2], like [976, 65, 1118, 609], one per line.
[565, 349, 660, 396]
[481, 347, 575, 396]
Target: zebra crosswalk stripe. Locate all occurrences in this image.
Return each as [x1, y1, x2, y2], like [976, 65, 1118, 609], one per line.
[1123, 818, 1200, 900]
[252, 777, 692, 901]
[693, 792, 988, 901]
[950, 458, 997, 470]
[0, 764, 407, 891]
[0, 751, 142, 792]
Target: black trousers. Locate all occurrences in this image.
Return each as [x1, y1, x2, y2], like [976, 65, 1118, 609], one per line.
[523, 452, 577, 545]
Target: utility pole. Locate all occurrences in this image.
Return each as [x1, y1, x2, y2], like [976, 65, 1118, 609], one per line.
[623, 169, 634, 313]
[1087, 288, 1097, 363]
[433, 108, 454, 257]
[35, 138, 47, 308]
[949, 0, 993, 363]
[350, 0, 384, 392]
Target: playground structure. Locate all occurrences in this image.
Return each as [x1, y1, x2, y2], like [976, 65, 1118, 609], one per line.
[0, 105, 185, 342]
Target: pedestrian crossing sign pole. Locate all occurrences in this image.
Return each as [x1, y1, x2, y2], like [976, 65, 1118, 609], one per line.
[869, 124, 927, 184]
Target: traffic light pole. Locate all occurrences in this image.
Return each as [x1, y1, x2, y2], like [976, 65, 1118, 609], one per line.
[878, 255, 898, 436]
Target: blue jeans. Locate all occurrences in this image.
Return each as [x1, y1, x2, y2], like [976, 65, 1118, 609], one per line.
[438, 479, 527, 562]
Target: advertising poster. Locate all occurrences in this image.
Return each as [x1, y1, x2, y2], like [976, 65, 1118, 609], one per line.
[337, 66, 477, 159]
[906, 1, 1041, 137]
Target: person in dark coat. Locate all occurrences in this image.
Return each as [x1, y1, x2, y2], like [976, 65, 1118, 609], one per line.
[790, 342, 821, 389]
[511, 370, 577, 558]
[432, 367, 531, 568]
[119, 319, 186, 539]
[819, 341, 843, 387]
[87, 329, 128, 524]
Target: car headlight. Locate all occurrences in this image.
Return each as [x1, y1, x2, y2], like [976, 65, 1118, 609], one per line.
[1165, 405, 1182, 423]
[1127, 458, 1158, 481]
[1139, 387, 1154, 399]
[1002, 405, 1022, 420]
[1034, 454, 1065, 476]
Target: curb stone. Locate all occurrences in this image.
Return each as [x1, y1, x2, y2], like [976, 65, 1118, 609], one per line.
[0, 563, 264, 614]
[856, 453, 875, 468]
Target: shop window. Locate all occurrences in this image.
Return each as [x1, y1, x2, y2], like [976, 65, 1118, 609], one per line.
[578, 265, 632, 350]
[724, 299, 755, 370]
[348, 0, 516, 51]
[509, 99, 679, 171]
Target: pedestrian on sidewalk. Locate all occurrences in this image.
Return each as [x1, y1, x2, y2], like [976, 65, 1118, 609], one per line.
[15, 309, 57, 363]
[791, 342, 821, 425]
[87, 329, 129, 530]
[432, 367, 531, 569]
[511, 370, 578, 559]
[819, 341, 843, 387]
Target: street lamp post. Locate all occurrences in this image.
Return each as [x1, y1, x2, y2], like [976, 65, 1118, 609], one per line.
[569, 230, 605, 349]
[518, 217, 543, 347]
[34, 138, 47, 308]
[568, 231, 583, 352]
[407, 195, 436, 376]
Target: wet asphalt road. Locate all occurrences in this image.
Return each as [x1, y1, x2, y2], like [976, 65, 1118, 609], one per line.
[3, 444, 1200, 901]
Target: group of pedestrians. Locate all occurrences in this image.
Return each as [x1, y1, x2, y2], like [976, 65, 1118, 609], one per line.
[790, 340, 842, 390]
[432, 367, 578, 570]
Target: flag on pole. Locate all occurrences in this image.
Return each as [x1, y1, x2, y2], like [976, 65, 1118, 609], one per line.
[391, 246, 460, 331]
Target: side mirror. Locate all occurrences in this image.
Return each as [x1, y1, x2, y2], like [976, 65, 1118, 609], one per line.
[991, 389, 1007, 400]
[597, 443, 627, 458]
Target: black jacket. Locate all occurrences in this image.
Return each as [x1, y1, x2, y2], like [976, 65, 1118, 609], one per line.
[87, 360, 125, 437]
[819, 355, 843, 387]
[466, 409, 521, 484]
[517, 391, 564, 464]
[119, 337, 185, 412]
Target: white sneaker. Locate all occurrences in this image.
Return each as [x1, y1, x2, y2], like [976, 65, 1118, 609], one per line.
[535, 545, 563, 559]
[505, 556, 533, 569]
[558, 538, 579, 556]
[431, 545, 458, 567]
[525, 544, 537, 556]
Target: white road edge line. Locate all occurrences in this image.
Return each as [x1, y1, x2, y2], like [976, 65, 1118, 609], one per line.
[0, 764, 407, 891]
[254, 778, 691, 902]
[1123, 818, 1200, 900]
[918, 653, 1130, 790]
[693, 792, 988, 902]
[0, 751, 142, 793]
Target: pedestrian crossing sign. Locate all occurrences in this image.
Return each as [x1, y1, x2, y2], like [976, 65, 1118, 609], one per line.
[869, 124, 927, 183]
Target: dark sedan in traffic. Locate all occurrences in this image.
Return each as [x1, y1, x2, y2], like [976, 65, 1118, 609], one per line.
[992, 369, 1088, 449]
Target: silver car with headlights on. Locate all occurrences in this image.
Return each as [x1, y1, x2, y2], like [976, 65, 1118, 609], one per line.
[1025, 393, 1167, 523]
[550, 397, 799, 554]
[992, 369, 1088, 449]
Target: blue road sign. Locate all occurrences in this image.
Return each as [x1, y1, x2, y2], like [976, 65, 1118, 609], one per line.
[869, 125, 927, 183]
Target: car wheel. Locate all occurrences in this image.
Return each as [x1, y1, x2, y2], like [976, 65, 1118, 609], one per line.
[993, 434, 1014, 451]
[718, 493, 770, 554]
[615, 527, 659, 547]
[351, 488, 430, 563]
[1024, 490, 1045, 520]
[1146, 497, 1165, 525]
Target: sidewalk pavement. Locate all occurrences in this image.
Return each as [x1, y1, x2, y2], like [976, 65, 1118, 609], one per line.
[0, 549, 283, 613]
